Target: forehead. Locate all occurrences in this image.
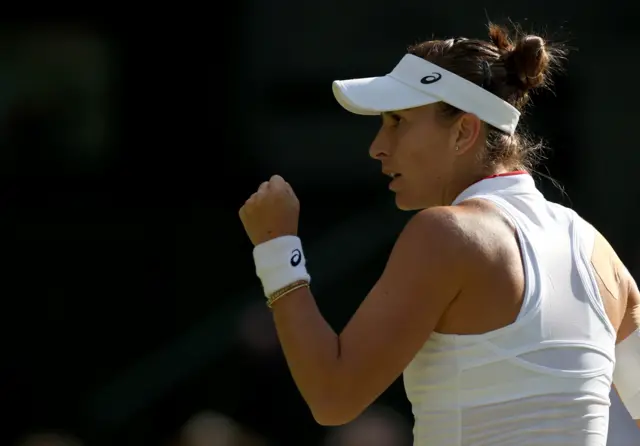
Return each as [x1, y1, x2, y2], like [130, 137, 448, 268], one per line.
[382, 104, 439, 119]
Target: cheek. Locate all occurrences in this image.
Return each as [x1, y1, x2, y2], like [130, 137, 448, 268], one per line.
[401, 130, 447, 176]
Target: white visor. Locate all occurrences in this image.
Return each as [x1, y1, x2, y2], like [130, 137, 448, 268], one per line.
[332, 54, 520, 135]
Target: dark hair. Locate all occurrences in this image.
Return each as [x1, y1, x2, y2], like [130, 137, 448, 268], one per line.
[408, 23, 567, 171]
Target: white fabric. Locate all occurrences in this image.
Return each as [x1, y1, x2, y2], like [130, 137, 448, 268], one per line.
[608, 388, 640, 445]
[252, 235, 310, 297]
[614, 329, 640, 419]
[332, 54, 520, 135]
[403, 173, 621, 445]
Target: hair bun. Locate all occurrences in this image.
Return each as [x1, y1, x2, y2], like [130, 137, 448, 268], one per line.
[488, 24, 555, 93]
[488, 24, 513, 52]
[510, 35, 549, 90]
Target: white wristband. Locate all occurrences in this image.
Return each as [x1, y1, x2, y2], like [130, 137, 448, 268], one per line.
[253, 235, 311, 297]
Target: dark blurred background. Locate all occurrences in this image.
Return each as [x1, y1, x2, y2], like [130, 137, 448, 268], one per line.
[1, 3, 639, 446]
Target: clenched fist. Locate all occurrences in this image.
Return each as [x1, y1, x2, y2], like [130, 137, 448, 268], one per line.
[239, 175, 300, 246]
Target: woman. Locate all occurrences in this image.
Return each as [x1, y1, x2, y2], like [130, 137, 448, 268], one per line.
[238, 24, 640, 445]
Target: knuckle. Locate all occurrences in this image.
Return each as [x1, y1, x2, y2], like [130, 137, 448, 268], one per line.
[245, 193, 257, 206]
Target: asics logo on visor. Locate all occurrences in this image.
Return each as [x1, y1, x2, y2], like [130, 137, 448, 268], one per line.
[420, 72, 442, 84]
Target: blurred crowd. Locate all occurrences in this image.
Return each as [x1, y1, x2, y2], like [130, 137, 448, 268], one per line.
[16, 406, 411, 446]
[15, 395, 637, 446]
[172, 404, 411, 446]
[15, 260, 640, 446]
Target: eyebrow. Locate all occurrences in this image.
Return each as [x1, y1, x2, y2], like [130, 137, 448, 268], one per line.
[382, 111, 401, 118]
[384, 109, 412, 116]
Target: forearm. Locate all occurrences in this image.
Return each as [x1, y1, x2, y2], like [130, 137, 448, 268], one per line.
[271, 287, 343, 418]
[248, 234, 352, 422]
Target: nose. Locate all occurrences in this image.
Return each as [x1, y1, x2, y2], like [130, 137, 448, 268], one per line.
[369, 127, 390, 160]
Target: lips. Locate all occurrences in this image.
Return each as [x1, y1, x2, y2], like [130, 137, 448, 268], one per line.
[383, 171, 401, 179]
[388, 174, 401, 191]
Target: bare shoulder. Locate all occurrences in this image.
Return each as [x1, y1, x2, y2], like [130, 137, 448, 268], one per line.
[591, 228, 630, 304]
[375, 206, 478, 303]
[400, 206, 467, 248]
[331, 205, 496, 422]
[399, 206, 476, 260]
[402, 204, 493, 246]
[408, 201, 515, 250]
[394, 204, 506, 278]
[590, 227, 639, 340]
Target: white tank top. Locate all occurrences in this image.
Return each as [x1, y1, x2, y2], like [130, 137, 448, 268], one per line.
[403, 173, 617, 446]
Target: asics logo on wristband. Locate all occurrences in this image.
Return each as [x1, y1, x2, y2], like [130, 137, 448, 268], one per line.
[290, 249, 302, 267]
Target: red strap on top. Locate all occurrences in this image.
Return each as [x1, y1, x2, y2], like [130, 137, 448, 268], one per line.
[472, 170, 528, 186]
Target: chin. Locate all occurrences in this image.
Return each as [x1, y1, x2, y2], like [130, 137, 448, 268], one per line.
[394, 189, 436, 210]
[394, 194, 423, 211]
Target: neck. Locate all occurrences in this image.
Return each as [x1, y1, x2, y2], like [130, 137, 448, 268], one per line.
[444, 165, 516, 205]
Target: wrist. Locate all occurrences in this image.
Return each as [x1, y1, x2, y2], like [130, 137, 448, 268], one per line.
[253, 235, 311, 297]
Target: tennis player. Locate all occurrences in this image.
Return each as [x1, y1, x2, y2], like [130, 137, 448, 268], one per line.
[239, 24, 640, 445]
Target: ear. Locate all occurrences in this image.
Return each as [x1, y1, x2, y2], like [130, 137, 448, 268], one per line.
[452, 113, 482, 154]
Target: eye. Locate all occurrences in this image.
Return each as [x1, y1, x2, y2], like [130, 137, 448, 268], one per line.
[384, 112, 404, 127]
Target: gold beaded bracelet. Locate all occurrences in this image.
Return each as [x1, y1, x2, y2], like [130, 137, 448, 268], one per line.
[266, 279, 310, 308]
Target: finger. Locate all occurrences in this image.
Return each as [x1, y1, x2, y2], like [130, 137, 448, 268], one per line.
[270, 175, 286, 188]
[258, 181, 269, 194]
[284, 182, 295, 196]
[243, 193, 258, 209]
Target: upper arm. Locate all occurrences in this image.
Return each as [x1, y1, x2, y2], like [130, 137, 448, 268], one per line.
[590, 229, 636, 343]
[617, 265, 639, 344]
[333, 207, 470, 421]
[612, 261, 640, 424]
[586, 232, 640, 426]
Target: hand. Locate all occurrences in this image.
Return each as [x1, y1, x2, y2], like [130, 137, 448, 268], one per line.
[239, 175, 300, 246]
